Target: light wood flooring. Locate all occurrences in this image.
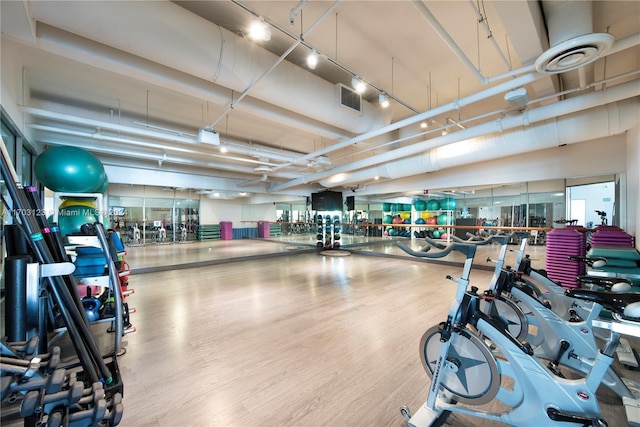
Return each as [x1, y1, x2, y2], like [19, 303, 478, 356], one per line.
[2, 235, 636, 426]
[112, 236, 635, 426]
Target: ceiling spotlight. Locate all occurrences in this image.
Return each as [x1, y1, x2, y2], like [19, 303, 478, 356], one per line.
[220, 145, 228, 153]
[379, 92, 390, 108]
[248, 18, 271, 41]
[306, 50, 319, 70]
[441, 129, 449, 136]
[351, 76, 366, 93]
[420, 121, 428, 129]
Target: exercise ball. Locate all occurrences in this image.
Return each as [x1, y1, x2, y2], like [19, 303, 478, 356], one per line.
[383, 215, 393, 224]
[59, 197, 97, 210]
[414, 200, 427, 211]
[441, 197, 457, 210]
[426, 199, 440, 211]
[426, 217, 437, 225]
[400, 212, 411, 220]
[440, 233, 449, 240]
[388, 228, 397, 236]
[58, 204, 99, 237]
[432, 230, 441, 238]
[402, 203, 411, 211]
[415, 218, 426, 225]
[437, 213, 452, 226]
[421, 211, 431, 220]
[392, 215, 402, 225]
[96, 175, 109, 194]
[404, 218, 411, 224]
[382, 203, 391, 212]
[34, 146, 106, 193]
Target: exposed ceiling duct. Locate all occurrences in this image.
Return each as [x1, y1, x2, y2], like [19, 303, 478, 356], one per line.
[535, 1, 614, 74]
[28, 1, 390, 135]
[317, 79, 639, 188]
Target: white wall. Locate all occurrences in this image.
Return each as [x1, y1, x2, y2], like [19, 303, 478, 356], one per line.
[627, 126, 640, 248]
[1, 39, 27, 134]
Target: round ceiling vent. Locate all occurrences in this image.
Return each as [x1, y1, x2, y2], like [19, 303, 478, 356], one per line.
[535, 33, 614, 74]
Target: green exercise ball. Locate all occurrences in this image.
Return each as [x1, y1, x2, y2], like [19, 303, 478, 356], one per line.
[58, 204, 99, 237]
[382, 203, 391, 212]
[414, 200, 427, 211]
[383, 214, 393, 224]
[441, 197, 457, 210]
[432, 230, 441, 238]
[34, 146, 106, 193]
[426, 199, 440, 211]
[437, 213, 453, 226]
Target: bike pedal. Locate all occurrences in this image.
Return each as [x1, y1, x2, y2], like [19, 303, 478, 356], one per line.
[617, 338, 639, 368]
[623, 396, 640, 427]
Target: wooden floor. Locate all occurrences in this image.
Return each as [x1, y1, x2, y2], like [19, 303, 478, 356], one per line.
[111, 236, 634, 426]
[2, 235, 635, 426]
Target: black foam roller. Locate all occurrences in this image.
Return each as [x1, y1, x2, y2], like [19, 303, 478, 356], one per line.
[4, 255, 31, 342]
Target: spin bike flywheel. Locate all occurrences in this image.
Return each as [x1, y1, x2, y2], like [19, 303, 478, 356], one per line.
[480, 295, 529, 342]
[420, 325, 500, 405]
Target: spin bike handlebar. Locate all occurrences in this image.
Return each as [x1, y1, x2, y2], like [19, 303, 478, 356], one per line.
[450, 232, 501, 245]
[565, 288, 640, 317]
[397, 237, 477, 259]
[568, 255, 608, 268]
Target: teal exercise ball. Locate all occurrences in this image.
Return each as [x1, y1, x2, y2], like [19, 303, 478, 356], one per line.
[383, 215, 393, 224]
[441, 197, 457, 210]
[426, 199, 440, 211]
[57, 204, 99, 237]
[432, 230, 441, 238]
[35, 146, 106, 193]
[414, 200, 427, 211]
[437, 213, 453, 226]
[96, 175, 109, 194]
[382, 203, 391, 212]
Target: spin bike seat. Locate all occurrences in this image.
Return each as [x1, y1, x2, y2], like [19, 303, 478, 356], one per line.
[565, 289, 640, 318]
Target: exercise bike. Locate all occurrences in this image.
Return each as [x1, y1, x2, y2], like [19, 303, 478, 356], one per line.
[509, 233, 640, 369]
[445, 232, 638, 401]
[397, 239, 640, 427]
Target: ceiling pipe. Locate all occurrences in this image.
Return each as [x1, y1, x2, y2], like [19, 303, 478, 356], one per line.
[29, 125, 304, 179]
[412, 0, 486, 83]
[272, 71, 545, 175]
[466, 0, 512, 71]
[21, 106, 316, 166]
[314, 79, 639, 188]
[29, 0, 389, 135]
[272, 32, 637, 186]
[33, 24, 351, 142]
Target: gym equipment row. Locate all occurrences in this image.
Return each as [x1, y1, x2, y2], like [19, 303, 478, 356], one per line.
[1, 141, 126, 426]
[397, 232, 640, 427]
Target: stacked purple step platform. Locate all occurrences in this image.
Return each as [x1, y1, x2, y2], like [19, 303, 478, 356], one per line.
[545, 226, 587, 288]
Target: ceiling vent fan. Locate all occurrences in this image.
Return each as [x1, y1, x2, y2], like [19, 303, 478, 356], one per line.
[535, 2, 614, 74]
